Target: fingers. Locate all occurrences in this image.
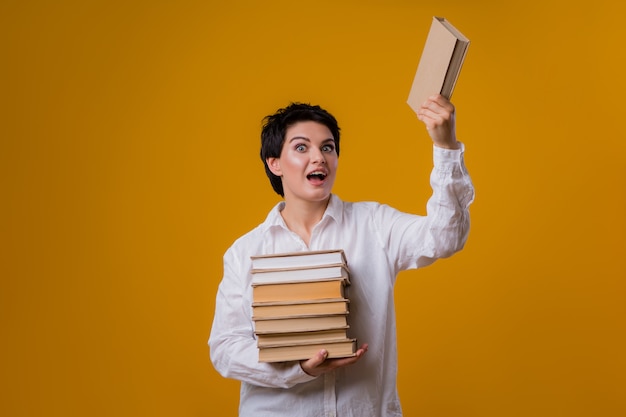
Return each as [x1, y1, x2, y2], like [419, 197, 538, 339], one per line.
[416, 94, 459, 149]
[417, 94, 454, 124]
[300, 344, 369, 377]
[330, 343, 368, 367]
[300, 349, 329, 376]
[430, 94, 455, 112]
[324, 344, 368, 368]
[313, 349, 329, 366]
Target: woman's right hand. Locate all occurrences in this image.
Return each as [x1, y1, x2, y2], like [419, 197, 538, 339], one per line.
[300, 343, 369, 377]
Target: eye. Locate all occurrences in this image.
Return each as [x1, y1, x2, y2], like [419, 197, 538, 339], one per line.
[322, 144, 335, 153]
[295, 144, 307, 152]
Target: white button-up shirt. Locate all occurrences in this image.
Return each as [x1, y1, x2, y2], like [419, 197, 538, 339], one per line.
[209, 145, 475, 417]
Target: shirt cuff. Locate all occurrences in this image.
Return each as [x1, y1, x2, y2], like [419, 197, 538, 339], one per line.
[281, 363, 318, 385]
[433, 142, 465, 165]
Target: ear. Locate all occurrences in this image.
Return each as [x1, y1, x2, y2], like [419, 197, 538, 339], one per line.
[266, 157, 282, 176]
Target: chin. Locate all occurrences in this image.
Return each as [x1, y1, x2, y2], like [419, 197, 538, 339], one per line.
[307, 191, 332, 203]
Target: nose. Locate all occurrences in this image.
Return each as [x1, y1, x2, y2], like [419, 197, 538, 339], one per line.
[312, 148, 326, 164]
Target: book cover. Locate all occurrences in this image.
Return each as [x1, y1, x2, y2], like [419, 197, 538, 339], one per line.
[252, 279, 347, 303]
[252, 298, 349, 320]
[259, 339, 357, 363]
[256, 328, 350, 348]
[253, 314, 348, 334]
[252, 265, 350, 285]
[251, 249, 347, 270]
[407, 16, 470, 114]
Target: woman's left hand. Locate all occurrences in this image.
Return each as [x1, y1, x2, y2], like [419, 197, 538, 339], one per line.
[417, 94, 460, 150]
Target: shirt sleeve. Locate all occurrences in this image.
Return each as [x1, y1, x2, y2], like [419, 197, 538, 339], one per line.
[208, 246, 318, 388]
[373, 142, 475, 272]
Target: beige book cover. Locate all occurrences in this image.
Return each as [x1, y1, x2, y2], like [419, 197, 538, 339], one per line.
[253, 313, 348, 334]
[252, 298, 349, 320]
[256, 328, 350, 348]
[251, 265, 350, 285]
[250, 249, 347, 271]
[259, 339, 357, 363]
[252, 278, 347, 303]
[407, 16, 470, 114]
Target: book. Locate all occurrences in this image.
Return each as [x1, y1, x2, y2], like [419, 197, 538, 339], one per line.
[252, 265, 350, 285]
[256, 328, 350, 348]
[253, 314, 348, 334]
[407, 16, 470, 114]
[258, 339, 357, 363]
[252, 279, 347, 303]
[250, 249, 347, 271]
[250, 249, 356, 363]
[252, 298, 349, 320]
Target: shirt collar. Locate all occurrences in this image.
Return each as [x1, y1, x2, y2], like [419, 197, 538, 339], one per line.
[260, 194, 344, 233]
[323, 194, 343, 224]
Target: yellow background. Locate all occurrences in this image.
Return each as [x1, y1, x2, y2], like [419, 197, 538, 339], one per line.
[2, 1, 624, 416]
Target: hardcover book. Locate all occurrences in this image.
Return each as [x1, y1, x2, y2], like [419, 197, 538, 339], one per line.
[253, 314, 349, 334]
[407, 16, 470, 114]
[259, 339, 357, 363]
[252, 264, 350, 285]
[251, 249, 347, 270]
[256, 328, 350, 348]
[252, 279, 347, 303]
[252, 298, 349, 320]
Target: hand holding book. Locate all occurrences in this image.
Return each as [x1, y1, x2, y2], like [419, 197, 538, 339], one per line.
[417, 94, 459, 150]
[300, 343, 369, 377]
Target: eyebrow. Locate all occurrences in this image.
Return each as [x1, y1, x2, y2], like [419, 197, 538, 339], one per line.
[288, 136, 335, 143]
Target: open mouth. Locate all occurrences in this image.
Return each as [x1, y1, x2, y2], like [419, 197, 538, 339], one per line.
[306, 171, 327, 181]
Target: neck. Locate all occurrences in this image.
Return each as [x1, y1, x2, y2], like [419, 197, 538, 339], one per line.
[280, 196, 331, 246]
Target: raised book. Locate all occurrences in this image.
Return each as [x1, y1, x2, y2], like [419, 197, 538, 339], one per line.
[253, 314, 348, 334]
[407, 16, 470, 114]
[252, 298, 349, 320]
[250, 249, 347, 271]
[252, 279, 347, 303]
[258, 339, 357, 363]
[252, 265, 350, 285]
[256, 328, 350, 348]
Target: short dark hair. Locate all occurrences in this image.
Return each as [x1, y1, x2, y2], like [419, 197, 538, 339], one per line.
[260, 103, 341, 196]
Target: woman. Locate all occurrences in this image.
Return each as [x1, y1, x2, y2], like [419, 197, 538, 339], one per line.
[209, 94, 474, 416]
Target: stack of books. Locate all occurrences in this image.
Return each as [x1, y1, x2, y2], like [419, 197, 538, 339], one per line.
[250, 249, 357, 363]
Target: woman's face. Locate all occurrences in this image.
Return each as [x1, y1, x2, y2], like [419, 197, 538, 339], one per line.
[267, 121, 338, 204]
